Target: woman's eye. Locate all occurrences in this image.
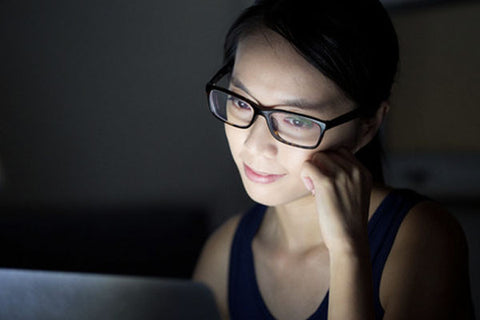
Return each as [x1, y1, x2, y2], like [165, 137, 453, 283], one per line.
[228, 96, 250, 109]
[284, 116, 314, 129]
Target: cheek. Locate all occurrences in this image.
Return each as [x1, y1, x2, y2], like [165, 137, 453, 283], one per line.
[277, 147, 315, 175]
[224, 125, 244, 157]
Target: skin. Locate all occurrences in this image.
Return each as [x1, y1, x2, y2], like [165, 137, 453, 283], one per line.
[193, 29, 471, 320]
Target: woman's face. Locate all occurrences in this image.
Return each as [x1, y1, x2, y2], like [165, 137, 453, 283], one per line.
[225, 29, 364, 206]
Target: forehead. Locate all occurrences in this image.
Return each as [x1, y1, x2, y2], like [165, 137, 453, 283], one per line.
[232, 29, 349, 111]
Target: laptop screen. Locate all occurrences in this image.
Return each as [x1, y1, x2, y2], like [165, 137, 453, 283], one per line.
[0, 268, 221, 320]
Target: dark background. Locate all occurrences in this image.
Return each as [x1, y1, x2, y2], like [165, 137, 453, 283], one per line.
[0, 0, 251, 216]
[0, 0, 254, 285]
[0, 0, 479, 314]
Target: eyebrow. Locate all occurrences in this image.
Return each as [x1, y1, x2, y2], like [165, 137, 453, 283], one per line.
[230, 75, 332, 111]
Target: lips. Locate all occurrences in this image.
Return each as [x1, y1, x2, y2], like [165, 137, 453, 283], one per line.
[243, 163, 286, 184]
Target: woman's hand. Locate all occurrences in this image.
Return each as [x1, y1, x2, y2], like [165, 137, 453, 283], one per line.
[301, 148, 372, 254]
[302, 148, 375, 319]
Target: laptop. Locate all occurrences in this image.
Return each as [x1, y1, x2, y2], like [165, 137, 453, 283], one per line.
[0, 268, 221, 320]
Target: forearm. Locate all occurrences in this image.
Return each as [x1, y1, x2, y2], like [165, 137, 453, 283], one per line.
[328, 243, 374, 320]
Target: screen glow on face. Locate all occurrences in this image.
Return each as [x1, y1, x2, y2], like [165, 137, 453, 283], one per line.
[212, 89, 324, 147]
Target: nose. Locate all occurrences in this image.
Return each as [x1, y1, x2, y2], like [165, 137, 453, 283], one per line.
[243, 116, 278, 158]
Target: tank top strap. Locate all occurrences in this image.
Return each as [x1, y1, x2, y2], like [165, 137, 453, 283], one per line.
[228, 204, 273, 320]
[367, 189, 428, 319]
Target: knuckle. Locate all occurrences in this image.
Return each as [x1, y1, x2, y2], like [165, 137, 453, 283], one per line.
[336, 171, 349, 184]
[351, 167, 361, 180]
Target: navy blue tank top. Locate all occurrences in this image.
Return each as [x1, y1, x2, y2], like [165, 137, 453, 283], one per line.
[228, 189, 426, 320]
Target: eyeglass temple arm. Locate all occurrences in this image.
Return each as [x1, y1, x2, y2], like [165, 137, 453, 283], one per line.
[206, 63, 233, 88]
[324, 108, 362, 130]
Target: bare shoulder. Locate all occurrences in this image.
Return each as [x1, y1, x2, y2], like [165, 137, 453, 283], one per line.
[192, 213, 243, 320]
[193, 213, 242, 281]
[380, 197, 472, 319]
[390, 199, 467, 254]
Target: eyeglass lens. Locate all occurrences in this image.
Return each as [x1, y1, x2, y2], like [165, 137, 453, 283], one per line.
[209, 89, 324, 147]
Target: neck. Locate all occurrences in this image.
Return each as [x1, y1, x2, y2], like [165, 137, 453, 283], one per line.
[261, 185, 390, 254]
[264, 194, 324, 253]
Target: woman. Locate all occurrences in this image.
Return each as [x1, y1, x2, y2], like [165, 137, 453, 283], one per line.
[193, 0, 474, 319]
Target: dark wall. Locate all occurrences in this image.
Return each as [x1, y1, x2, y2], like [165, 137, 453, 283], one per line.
[0, 0, 252, 223]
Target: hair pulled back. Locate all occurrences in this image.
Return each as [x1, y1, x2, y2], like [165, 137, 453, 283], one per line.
[223, 0, 399, 182]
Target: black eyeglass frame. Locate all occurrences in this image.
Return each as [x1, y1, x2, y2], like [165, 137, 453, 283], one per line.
[206, 64, 362, 149]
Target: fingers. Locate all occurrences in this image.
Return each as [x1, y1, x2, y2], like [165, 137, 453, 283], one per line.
[309, 148, 359, 180]
[336, 148, 370, 175]
[301, 148, 372, 252]
[301, 148, 372, 195]
[301, 153, 344, 201]
[301, 161, 326, 196]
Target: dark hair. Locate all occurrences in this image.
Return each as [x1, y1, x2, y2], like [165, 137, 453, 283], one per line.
[223, 0, 399, 183]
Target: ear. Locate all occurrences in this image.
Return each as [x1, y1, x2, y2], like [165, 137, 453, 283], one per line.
[354, 102, 390, 153]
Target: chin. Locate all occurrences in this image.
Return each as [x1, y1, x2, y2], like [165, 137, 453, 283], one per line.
[241, 178, 309, 207]
[245, 190, 282, 207]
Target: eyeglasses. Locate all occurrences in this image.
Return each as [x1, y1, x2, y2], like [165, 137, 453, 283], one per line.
[206, 64, 361, 149]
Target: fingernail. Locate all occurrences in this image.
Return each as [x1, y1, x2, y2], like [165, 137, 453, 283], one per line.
[302, 177, 315, 196]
